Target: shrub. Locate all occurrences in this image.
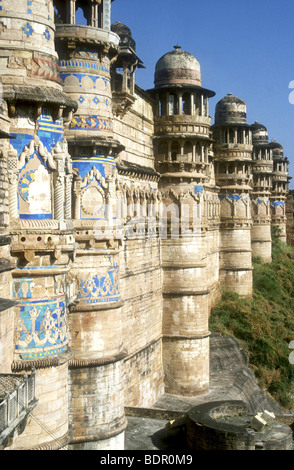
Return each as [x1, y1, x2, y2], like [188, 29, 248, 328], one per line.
[209, 238, 294, 409]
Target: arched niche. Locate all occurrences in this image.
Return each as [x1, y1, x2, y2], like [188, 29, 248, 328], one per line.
[182, 92, 191, 115]
[184, 141, 193, 161]
[158, 141, 168, 161]
[17, 151, 53, 220]
[171, 141, 180, 161]
[169, 93, 178, 116]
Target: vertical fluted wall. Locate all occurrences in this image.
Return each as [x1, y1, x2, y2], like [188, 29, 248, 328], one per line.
[213, 94, 253, 297]
[0, 109, 16, 375]
[250, 122, 273, 263]
[0, 0, 76, 450]
[270, 142, 289, 243]
[161, 226, 210, 395]
[54, 2, 126, 450]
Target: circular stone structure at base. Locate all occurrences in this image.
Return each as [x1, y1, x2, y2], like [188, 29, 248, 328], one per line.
[186, 401, 293, 451]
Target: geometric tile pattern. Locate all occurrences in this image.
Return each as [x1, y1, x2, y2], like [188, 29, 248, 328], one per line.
[33, 57, 61, 84]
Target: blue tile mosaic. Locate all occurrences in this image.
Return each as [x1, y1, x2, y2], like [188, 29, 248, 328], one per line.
[15, 298, 68, 359]
[77, 265, 120, 304]
[43, 28, 50, 40]
[22, 22, 33, 37]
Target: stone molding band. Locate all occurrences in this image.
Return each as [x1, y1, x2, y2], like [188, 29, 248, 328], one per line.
[11, 350, 73, 372]
[15, 431, 71, 451]
[69, 349, 128, 369]
[162, 332, 211, 341]
[13, 267, 70, 277]
[163, 289, 210, 297]
[162, 262, 207, 269]
[220, 267, 253, 272]
[70, 299, 124, 312]
[11, 349, 128, 372]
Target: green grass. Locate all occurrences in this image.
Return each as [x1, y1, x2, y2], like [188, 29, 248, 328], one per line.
[209, 229, 294, 409]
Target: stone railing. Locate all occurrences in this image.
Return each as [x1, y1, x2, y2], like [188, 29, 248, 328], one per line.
[0, 371, 37, 445]
[55, 24, 119, 50]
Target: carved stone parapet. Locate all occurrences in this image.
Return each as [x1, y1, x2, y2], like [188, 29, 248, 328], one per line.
[158, 160, 209, 175]
[220, 219, 253, 229]
[216, 174, 253, 187]
[55, 24, 119, 59]
[10, 229, 75, 264]
[214, 149, 253, 161]
[272, 172, 289, 183]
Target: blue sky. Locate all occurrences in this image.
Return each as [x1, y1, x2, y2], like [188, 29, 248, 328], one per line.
[111, 0, 294, 188]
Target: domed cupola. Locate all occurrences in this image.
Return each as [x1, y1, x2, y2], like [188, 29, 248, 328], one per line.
[154, 46, 202, 88]
[269, 140, 284, 159]
[214, 93, 247, 126]
[110, 22, 144, 116]
[148, 45, 215, 182]
[110, 21, 144, 69]
[111, 22, 137, 52]
[251, 122, 269, 144]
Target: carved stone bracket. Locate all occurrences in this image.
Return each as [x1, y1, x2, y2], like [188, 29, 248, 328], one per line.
[112, 91, 136, 119]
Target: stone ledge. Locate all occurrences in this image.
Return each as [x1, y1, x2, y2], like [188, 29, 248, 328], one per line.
[163, 289, 210, 297]
[3, 85, 78, 111]
[11, 349, 73, 372]
[69, 349, 128, 369]
[162, 332, 210, 341]
[70, 299, 124, 312]
[14, 430, 71, 451]
[125, 406, 186, 421]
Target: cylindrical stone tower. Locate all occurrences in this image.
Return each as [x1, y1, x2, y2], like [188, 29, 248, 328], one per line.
[269, 141, 290, 243]
[0, 0, 77, 450]
[148, 46, 218, 396]
[213, 94, 253, 297]
[250, 122, 273, 263]
[0, 106, 17, 375]
[54, 0, 127, 450]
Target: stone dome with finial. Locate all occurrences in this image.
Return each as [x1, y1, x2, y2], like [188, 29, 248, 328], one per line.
[251, 121, 269, 144]
[214, 93, 248, 126]
[154, 46, 202, 88]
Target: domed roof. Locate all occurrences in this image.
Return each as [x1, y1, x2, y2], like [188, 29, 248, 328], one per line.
[251, 121, 269, 144]
[251, 121, 267, 132]
[111, 22, 136, 51]
[269, 140, 283, 149]
[269, 140, 284, 159]
[154, 46, 201, 88]
[214, 93, 247, 126]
